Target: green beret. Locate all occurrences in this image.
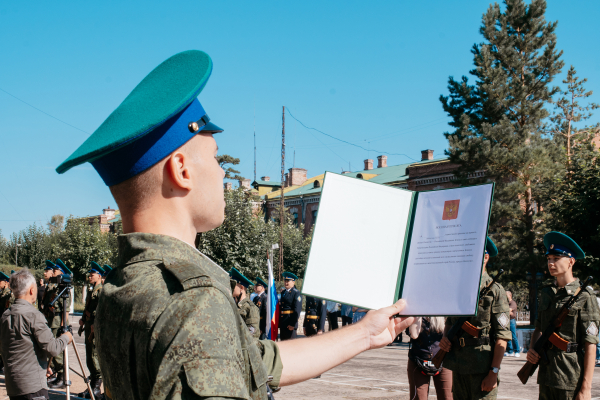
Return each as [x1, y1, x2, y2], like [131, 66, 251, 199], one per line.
[544, 231, 585, 260]
[229, 268, 253, 288]
[283, 271, 298, 281]
[54, 259, 72, 275]
[56, 50, 222, 186]
[88, 261, 105, 275]
[256, 277, 268, 288]
[485, 236, 498, 257]
[0, 272, 9, 282]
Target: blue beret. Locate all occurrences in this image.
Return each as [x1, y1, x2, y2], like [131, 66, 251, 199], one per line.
[544, 231, 585, 260]
[54, 259, 72, 276]
[229, 268, 254, 288]
[0, 272, 9, 282]
[56, 50, 222, 186]
[44, 260, 56, 271]
[283, 272, 298, 281]
[256, 277, 268, 287]
[485, 236, 498, 257]
[88, 261, 105, 275]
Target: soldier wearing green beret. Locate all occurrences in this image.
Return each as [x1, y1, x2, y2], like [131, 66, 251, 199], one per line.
[439, 237, 512, 399]
[230, 268, 261, 339]
[77, 262, 105, 399]
[526, 232, 599, 400]
[44, 259, 72, 389]
[57, 50, 415, 399]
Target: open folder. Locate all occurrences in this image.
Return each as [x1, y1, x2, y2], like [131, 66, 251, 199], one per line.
[301, 172, 494, 316]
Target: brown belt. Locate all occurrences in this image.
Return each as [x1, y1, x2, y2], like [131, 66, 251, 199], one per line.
[280, 310, 292, 315]
[306, 315, 318, 320]
[548, 333, 578, 353]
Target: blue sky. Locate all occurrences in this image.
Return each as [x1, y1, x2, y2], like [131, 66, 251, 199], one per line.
[1, 0, 599, 236]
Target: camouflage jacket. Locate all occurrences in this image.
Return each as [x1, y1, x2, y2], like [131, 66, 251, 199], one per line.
[83, 282, 102, 327]
[238, 297, 261, 339]
[96, 233, 283, 400]
[444, 270, 512, 374]
[535, 278, 600, 390]
[42, 283, 71, 328]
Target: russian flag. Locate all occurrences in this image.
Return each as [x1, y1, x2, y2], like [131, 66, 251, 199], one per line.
[266, 259, 279, 341]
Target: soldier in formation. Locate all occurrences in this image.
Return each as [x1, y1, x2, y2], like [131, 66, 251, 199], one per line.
[279, 272, 303, 340]
[102, 264, 112, 284]
[303, 296, 327, 337]
[526, 232, 599, 400]
[42, 259, 72, 389]
[253, 277, 269, 339]
[439, 237, 512, 400]
[78, 262, 105, 399]
[230, 268, 261, 339]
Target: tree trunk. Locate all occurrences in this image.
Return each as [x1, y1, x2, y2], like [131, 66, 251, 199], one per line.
[524, 183, 537, 323]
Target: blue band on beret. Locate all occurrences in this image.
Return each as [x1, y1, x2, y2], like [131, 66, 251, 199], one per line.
[92, 99, 206, 186]
[44, 266, 54, 271]
[546, 243, 574, 258]
[88, 268, 102, 275]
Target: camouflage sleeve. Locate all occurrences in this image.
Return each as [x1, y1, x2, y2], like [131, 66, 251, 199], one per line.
[578, 292, 600, 344]
[153, 286, 255, 398]
[491, 285, 512, 341]
[258, 339, 283, 388]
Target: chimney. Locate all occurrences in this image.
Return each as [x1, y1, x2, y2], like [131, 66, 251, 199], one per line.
[377, 155, 387, 168]
[284, 173, 289, 187]
[421, 149, 434, 161]
[240, 179, 251, 190]
[224, 182, 232, 190]
[261, 176, 270, 182]
[364, 159, 373, 170]
[287, 168, 308, 186]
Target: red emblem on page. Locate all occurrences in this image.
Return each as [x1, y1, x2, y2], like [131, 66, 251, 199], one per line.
[443, 200, 460, 220]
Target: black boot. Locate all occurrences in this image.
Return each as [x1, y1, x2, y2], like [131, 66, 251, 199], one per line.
[48, 372, 65, 389]
[92, 379, 103, 400]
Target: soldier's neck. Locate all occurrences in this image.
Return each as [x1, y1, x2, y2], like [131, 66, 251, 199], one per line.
[556, 271, 576, 288]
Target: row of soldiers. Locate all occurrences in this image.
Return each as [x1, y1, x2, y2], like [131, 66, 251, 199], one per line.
[37, 260, 111, 399]
[229, 233, 600, 400]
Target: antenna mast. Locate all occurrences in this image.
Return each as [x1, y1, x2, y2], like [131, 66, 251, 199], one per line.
[279, 106, 285, 281]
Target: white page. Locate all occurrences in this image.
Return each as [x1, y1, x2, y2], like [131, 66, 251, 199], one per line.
[399, 184, 493, 316]
[302, 172, 413, 310]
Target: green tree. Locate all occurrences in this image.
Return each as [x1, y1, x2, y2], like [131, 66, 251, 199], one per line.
[51, 217, 118, 283]
[440, 0, 563, 318]
[549, 66, 599, 166]
[217, 154, 245, 182]
[8, 224, 51, 269]
[47, 214, 65, 234]
[548, 136, 600, 281]
[197, 188, 311, 281]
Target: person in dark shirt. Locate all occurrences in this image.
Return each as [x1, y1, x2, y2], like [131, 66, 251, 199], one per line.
[36, 279, 45, 311]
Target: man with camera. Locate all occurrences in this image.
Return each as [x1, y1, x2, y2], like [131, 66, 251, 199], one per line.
[42, 260, 72, 388]
[1, 269, 73, 400]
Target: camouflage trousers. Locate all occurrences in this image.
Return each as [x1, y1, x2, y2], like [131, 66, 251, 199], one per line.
[539, 385, 578, 400]
[50, 327, 64, 373]
[85, 325, 102, 381]
[452, 372, 499, 400]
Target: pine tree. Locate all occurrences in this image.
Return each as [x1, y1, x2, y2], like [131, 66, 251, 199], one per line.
[549, 66, 599, 166]
[440, 0, 563, 319]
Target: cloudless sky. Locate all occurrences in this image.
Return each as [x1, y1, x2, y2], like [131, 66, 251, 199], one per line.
[1, 0, 599, 236]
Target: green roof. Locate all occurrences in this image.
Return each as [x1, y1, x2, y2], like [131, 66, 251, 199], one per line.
[267, 157, 449, 200]
[253, 179, 281, 187]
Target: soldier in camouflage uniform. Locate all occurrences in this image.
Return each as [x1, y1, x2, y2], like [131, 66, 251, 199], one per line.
[526, 232, 599, 400]
[230, 268, 261, 339]
[43, 259, 72, 389]
[58, 50, 415, 399]
[77, 262, 105, 399]
[440, 237, 512, 400]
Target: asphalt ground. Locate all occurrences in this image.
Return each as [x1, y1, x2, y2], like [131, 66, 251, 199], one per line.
[0, 315, 599, 400]
[277, 335, 600, 400]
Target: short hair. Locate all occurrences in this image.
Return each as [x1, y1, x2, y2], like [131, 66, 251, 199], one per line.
[10, 269, 36, 298]
[109, 162, 162, 212]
